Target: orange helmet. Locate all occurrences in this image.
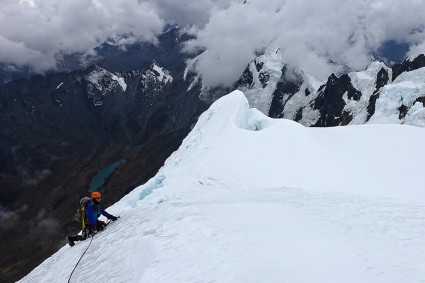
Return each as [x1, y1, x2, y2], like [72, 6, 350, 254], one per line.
[91, 191, 101, 199]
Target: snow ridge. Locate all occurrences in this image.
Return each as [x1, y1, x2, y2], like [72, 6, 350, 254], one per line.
[20, 91, 425, 283]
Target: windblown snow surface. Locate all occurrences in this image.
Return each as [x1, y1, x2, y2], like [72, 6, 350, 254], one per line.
[21, 91, 425, 283]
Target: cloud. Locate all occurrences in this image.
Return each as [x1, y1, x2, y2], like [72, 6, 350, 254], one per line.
[0, 204, 27, 229]
[1, 0, 425, 85]
[0, 205, 18, 226]
[0, 0, 164, 71]
[184, 0, 425, 86]
[141, 0, 233, 28]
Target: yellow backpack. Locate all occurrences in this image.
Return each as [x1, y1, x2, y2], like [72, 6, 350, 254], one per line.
[73, 197, 91, 228]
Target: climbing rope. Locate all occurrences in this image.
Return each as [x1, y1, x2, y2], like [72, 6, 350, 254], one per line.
[67, 233, 95, 283]
[67, 219, 118, 282]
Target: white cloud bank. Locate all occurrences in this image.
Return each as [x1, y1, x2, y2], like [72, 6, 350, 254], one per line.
[184, 0, 425, 86]
[1, 0, 425, 85]
[0, 0, 164, 71]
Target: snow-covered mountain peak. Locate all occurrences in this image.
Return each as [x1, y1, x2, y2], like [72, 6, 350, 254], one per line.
[83, 62, 173, 107]
[150, 60, 173, 84]
[237, 47, 285, 114]
[85, 66, 127, 106]
[86, 66, 127, 92]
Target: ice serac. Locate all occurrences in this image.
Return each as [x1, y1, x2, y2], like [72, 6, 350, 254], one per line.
[164, 90, 272, 169]
[368, 67, 425, 127]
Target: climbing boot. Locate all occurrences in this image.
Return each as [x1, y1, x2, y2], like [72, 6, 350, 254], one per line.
[66, 236, 75, 247]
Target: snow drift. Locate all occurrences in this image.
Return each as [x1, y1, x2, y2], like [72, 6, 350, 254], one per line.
[20, 90, 425, 283]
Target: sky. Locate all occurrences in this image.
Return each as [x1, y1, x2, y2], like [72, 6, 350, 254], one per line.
[20, 90, 425, 282]
[2, 0, 425, 86]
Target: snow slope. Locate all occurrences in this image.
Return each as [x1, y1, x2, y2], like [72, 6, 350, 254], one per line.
[20, 91, 425, 283]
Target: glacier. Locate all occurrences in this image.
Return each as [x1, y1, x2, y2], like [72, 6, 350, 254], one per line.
[20, 90, 425, 283]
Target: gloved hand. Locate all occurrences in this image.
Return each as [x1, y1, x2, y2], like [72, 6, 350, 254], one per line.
[108, 215, 119, 221]
[96, 220, 107, 231]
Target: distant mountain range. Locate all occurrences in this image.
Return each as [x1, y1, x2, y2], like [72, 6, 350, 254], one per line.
[1, 26, 424, 282]
[229, 48, 425, 127]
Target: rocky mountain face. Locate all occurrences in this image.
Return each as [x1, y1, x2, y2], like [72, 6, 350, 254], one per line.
[0, 28, 208, 283]
[229, 50, 425, 128]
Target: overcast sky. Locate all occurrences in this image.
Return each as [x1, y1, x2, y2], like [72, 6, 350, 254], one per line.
[1, 0, 425, 86]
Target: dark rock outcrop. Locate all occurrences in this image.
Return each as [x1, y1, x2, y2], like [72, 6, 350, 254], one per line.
[312, 74, 361, 127]
[392, 54, 425, 81]
[366, 67, 389, 121]
[268, 67, 301, 118]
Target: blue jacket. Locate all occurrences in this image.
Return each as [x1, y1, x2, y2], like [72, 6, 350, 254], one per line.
[85, 199, 112, 227]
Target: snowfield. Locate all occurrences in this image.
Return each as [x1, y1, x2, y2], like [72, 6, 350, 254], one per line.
[20, 91, 425, 283]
